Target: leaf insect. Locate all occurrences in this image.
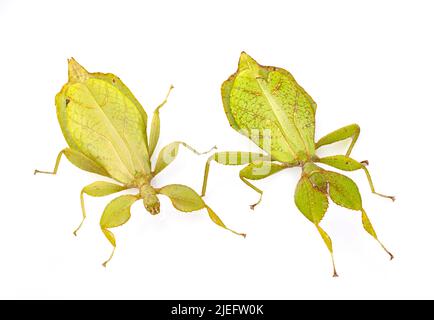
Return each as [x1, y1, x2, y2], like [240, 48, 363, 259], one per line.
[201, 52, 394, 276]
[35, 59, 245, 266]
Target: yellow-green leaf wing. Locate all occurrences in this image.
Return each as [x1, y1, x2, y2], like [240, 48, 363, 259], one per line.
[222, 52, 317, 163]
[56, 59, 151, 184]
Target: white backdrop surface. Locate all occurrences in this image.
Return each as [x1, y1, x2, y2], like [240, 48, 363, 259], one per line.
[0, 0, 432, 299]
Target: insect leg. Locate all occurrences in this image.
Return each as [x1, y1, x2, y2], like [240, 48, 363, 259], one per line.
[153, 141, 217, 176]
[172, 141, 216, 156]
[75, 181, 127, 236]
[158, 184, 246, 237]
[239, 161, 287, 210]
[361, 209, 394, 260]
[148, 85, 174, 156]
[100, 195, 138, 267]
[315, 124, 360, 156]
[318, 155, 395, 201]
[201, 152, 267, 197]
[239, 176, 263, 210]
[76, 188, 87, 236]
[34, 149, 65, 175]
[360, 163, 395, 201]
[205, 205, 246, 238]
[316, 224, 338, 277]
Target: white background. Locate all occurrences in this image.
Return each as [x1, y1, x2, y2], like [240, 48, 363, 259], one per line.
[0, 0, 433, 299]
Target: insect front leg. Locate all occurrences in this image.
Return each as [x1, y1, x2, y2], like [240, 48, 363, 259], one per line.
[75, 181, 127, 236]
[153, 141, 217, 176]
[34, 149, 65, 175]
[148, 85, 174, 157]
[315, 124, 360, 156]
[201, 152, 268, 197]
[239, 161, 287, 210]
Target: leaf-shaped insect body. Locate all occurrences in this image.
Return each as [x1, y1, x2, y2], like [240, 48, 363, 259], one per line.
[35, 59, 244, 266]
[202, 52, 395, 276]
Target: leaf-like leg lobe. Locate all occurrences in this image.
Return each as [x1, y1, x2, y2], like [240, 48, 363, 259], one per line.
[361, 209, 394, 260]
[315, 124, 360, 157]
[75, 181, 127, 236]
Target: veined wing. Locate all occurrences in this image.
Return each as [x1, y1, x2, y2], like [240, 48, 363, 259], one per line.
[56, 59, 151, 183]
[63, 78, 150, 183]
[222, 52, 316, 163]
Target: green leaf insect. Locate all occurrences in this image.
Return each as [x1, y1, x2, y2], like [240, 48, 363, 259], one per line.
[201, 52, 394, 276]
[35, 59, 245, 267]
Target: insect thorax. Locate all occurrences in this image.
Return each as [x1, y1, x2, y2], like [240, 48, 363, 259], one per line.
[140, 184, 160, 215]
